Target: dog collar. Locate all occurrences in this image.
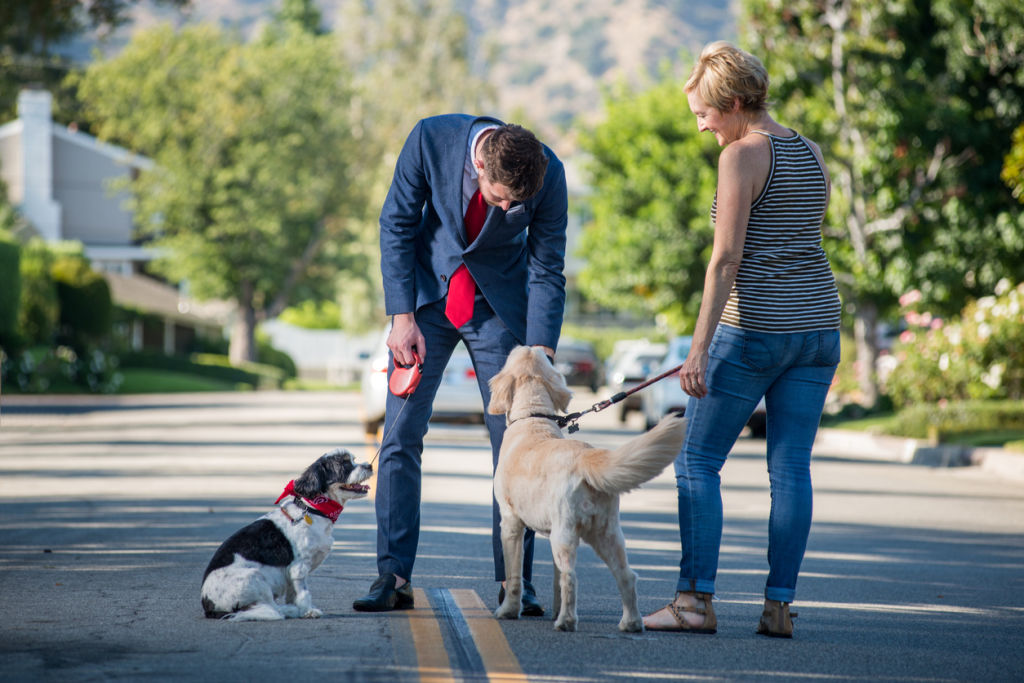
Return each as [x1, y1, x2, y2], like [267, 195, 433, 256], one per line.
[275, 480, 343, 523]
[507, 412, 564, 427]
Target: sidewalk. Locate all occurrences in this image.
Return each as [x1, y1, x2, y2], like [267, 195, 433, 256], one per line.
[814, 427, 1024, 480]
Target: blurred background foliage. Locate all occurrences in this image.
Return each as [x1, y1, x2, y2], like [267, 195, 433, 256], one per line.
[0, 0, 1022, 435]
[577, 71, 720, 332]
[578, 0, 1024, 409]
[886, 280, 1024, 407]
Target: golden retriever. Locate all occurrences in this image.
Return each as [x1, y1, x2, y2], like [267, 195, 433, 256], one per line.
[488, 346, 687, 632]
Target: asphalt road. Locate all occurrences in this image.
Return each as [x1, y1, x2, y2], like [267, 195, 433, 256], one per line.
[1, 390, 1022, 682]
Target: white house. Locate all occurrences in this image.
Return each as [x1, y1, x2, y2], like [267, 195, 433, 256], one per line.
[0, 89, 225, 353]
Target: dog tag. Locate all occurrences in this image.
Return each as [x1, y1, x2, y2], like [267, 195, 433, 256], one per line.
[304, 514, 313, 525]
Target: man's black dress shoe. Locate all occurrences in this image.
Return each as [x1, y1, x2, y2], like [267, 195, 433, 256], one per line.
[353, 574, 414, 612]
[498, 579, 545, 617]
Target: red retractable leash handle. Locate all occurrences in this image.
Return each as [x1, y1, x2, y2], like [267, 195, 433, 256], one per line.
[371, 352, 424, 466]
[388, 352, 423, 398]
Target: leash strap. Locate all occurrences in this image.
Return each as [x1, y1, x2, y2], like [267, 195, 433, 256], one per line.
[369, 396, 410, 467]
[560, 362, 684, 433]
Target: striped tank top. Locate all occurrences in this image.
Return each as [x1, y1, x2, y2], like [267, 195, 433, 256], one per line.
[711, 130, 841, 332]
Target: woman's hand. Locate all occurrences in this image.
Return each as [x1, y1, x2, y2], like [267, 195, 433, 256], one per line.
[679, 347, 709, 398]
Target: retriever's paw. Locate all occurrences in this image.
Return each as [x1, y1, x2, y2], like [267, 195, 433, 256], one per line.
[619, 616, 643, 633]
[302, 607, 323, 619]
[494, 604, 520, 620]
[553, 616, 577, 632]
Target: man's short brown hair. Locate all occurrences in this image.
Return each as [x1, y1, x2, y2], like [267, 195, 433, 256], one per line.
[479, 124, 549, 201]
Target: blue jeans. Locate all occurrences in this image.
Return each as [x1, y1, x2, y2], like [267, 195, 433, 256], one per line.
[675, 324, 839, 603]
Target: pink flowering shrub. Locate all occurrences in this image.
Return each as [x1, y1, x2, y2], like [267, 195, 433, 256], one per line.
[885, 280, 1024, 408]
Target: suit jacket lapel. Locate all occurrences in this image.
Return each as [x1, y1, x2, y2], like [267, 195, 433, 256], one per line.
[468, 206, 505, 253]
[453, 122, 471, 245]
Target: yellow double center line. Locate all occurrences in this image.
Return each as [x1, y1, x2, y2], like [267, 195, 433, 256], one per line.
[364, 433, 527, 680]
[406, 587, 528, 683]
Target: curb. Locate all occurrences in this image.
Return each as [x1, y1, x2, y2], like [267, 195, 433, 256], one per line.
[814, 428, 1024, 481]
[973, 448, 1024, 480]
[814, 428, 919, 463]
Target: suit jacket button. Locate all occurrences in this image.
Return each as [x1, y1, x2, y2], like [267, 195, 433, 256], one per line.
[440, 274, 447, 282]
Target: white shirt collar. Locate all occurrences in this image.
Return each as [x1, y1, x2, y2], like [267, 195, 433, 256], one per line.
[464, 123, 499, 210]
[468, 124, 498, 180]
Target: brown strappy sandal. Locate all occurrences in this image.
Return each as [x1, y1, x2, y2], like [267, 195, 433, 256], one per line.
[644, 591, 717, 634]
[757, 599, 797, 638]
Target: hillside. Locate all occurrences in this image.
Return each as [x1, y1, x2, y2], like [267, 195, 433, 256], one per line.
[84, 0, 736, 150]
[472, 0, 736, 145]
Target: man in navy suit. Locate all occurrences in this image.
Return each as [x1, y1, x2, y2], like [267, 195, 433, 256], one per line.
[353, 115, 568, 613]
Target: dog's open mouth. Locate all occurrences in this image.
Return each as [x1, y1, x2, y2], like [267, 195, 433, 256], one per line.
[341, 483, 370, 493]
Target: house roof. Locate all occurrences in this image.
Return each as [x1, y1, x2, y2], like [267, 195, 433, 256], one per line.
[103, 272, 229, 328]
[0, 118, 153, 171]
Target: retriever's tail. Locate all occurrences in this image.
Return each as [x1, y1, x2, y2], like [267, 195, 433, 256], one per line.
[576, 413, 686, 495]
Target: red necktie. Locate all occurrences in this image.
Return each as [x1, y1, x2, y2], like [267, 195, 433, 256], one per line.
[445, 188, 487, 328]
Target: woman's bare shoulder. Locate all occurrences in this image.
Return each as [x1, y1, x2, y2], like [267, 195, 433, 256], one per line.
[720, 134, 772, 181]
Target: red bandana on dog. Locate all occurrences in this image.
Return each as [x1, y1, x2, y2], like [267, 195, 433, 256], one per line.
[275, 480, 344, 523]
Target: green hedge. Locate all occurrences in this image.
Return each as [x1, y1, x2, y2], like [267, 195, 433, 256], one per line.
[51, 255, 113, 347]
[883, 400, 1024, 441]
[193, 353, 287, 389]
[0, 239, 20, 348]
[17, 240, 59, 346]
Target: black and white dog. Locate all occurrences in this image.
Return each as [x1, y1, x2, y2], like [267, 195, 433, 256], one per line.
[201, 448, 372, 621]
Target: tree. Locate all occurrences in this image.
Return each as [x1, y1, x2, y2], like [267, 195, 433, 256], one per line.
[0, 0, 189, 123]
[577, 75, 720, 331]
[335, 0, 486, 149]
[1006, 124, 1024, 202]
[739, 0, 1024, 407]
[274, 0, 326, 35]
[74, 21, 365, 363]
[332, 0, 487, 324]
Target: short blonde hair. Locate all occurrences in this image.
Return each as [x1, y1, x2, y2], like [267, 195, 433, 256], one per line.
[685, 41, 769, 113]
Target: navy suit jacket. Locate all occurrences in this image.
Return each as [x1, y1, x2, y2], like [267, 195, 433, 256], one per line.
[379, 114, 568, 350]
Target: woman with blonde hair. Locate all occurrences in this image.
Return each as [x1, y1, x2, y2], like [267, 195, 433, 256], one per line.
[643, 41, 841, 638]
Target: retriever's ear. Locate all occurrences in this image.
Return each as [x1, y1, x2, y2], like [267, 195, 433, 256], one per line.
[488, 364, 515, 415]
[540, 356, 573, 412]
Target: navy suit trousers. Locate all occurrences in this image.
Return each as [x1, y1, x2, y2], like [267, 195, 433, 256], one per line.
[375, 294, 535, 583]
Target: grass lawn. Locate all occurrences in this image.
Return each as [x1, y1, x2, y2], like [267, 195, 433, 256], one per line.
[822, 413, 899, 432]
[823, 410, 1024, 449]
[117, 370, 356, 394]
[941, 430, 1024, 448]
[117, 368, 241, 393]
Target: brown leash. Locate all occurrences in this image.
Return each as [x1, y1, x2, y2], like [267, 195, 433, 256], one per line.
[560, 363, 684, 433]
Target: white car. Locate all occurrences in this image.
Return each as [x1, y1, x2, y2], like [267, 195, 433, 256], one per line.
[605, 340, 668, 422]
[641, 335, 766, 437]
[360, 329, 484, 434]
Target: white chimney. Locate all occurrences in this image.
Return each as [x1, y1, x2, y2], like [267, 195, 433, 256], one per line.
[18, 89, 63, 241]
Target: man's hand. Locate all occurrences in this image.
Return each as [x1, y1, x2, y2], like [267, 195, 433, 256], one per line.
[532, 345, 556, 364]
[388, 313, 426, 367]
